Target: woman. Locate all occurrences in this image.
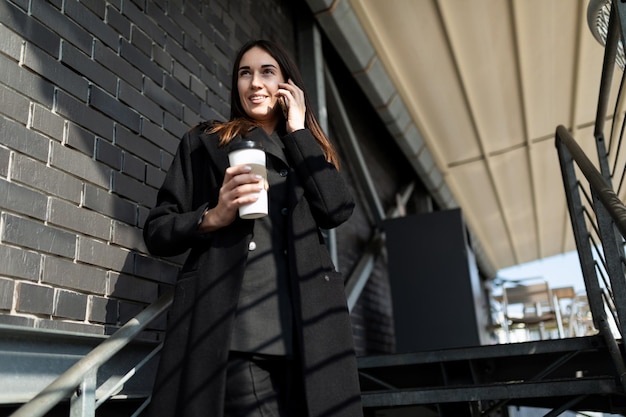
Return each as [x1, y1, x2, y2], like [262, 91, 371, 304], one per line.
[143, 39, 363, 417]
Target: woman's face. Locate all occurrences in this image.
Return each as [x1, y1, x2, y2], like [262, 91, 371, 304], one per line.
[237, 46, 285, 130]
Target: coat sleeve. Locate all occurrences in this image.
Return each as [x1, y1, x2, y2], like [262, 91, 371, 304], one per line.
[143, 127, 213, 257]
[281, 129, 355, 229]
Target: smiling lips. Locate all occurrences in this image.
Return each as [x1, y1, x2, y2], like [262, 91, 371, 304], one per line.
[249, 95, 268, 103]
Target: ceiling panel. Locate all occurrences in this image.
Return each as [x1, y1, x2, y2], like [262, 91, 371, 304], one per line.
[514, 0, 581, 140]
[439, 0, 527, 154]
[348, 0, 617, 271]
[491, 149, 536, 263]
[351, 0, 483, 167]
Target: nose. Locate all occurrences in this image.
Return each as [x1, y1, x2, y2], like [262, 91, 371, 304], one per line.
[251, 72, 262, 89]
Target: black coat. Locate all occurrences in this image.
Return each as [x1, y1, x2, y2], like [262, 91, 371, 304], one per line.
[143, 122, 363, 417]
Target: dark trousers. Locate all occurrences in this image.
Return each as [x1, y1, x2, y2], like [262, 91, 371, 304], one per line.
[225, 352, 308, 417]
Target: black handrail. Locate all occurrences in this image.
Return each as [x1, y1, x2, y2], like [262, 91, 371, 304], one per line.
[9, 290, 174, 417]
[555, 125, 626, 237]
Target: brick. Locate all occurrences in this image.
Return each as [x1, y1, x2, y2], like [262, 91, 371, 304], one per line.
[0, 53, 55, 109]
[164, 74, 201, 113]
[37, 319, 104, 335]
[11, 154, 82, 204]
[0, 177, 48, 220]
[202, 34, 229, 79]
[146, 164, 166, 189]
[111, 220, 146, 252]
[2, 213, 76, 258]
[163, 36, 198, 76]
[89, 295, 118, 324]
[23, 43, 89, 101]
[0, 314, 34, 327]
[17, 283, 54, 315]
[137, 206, 149, 230]
[54, 289, 87, 320]
[0, 82, 30, 125]
[163, 112, 188, 139]
[183, 107, 202, 127]
[93, 41, 143, 89]
[0, 278, 15, 310]
[0, 0, 60, 58]
[172, 61, 191, 88]
[200, 67, 229, 106]
[0, 23, 23, 61]
[48, 198, 111, 241]
[134, 254, 179, 284]
[76, 235, 132, 272]
[56, 90, 113, 141]
[89, 85, 141, 133]
[200, 101, 225, 123]
[0, 116, 50, 162]
[183, 36, 215, 78]
[189, 73, 206, 100]
[117, 126, 155, 160]
[30, 0, 92, 54]
[203, 88, 225, 114]
[83, 184, 137, 225]
[122, 152, 146, 182]
[78, 0, 106, 19]
[0, 244, 41, 281]
[50, 142, 110, 189]
[118, 300, 144, 324]
[60, 41, 117, 95]
[161, 150, 174, 172]
[112, 171, 156, 207]
[144, 78, 182, 118]
[66, 122, 96, 156]
[42, 255, 107, 294]
[108, 272, 158, 303]
[140, 119, 180, 155]
[122, 0, 166, 46]
[64, 0, 119, 50]
[31, 104, 65, 142]
[130, 25, 152, 56]
[152, 44, 173, 73]
[0, 147, 9, 177]
[118, 80, 163, 125]
[119, 39, 163, 85]
[148, 2, 183, 45]
[105, 4, 130, 39]
[95, 138, 122, 170]
[172, 6, 202, 46]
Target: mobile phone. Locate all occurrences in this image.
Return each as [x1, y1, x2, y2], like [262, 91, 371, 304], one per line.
[278, 96, 288, 118]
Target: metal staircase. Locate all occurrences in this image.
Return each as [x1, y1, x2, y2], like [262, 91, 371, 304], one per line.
[5, 1, 626, 416]
[357, 1, 626, 415]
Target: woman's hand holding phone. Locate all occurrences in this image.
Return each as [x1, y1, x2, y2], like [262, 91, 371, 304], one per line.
[277, 79, 305, 133]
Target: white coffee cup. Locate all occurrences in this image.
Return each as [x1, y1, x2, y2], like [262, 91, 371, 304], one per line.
[227, 141, 268, 219]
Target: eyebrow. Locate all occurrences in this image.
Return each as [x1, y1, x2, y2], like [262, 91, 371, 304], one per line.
[238, 64, 278, 71]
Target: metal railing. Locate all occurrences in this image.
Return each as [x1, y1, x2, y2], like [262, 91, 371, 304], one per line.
[8, 290, 173, 417]
[554, 0, 626, 393]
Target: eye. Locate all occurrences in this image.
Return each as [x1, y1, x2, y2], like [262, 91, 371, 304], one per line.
[239, 69, 251, 77]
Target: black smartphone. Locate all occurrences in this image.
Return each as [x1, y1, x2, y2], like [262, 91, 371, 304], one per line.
[278, 96, 288, 118]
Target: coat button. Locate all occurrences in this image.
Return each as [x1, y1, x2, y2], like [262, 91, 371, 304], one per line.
[324, 275, 330, 281]
[248, 241, 257, 251]
[281, 207, 288, 215]
[279, 169, 288, 177]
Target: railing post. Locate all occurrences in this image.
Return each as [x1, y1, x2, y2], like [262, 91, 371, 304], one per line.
[555, 126, 626, 391]
[70, 368, 97, 417]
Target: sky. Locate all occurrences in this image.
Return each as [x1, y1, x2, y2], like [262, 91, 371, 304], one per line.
[496, 250, 586, 294]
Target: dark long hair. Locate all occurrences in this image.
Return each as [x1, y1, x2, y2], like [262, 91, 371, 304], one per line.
[209, 39, 340, 168]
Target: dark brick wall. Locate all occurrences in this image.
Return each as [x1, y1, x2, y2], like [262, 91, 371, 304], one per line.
[0, 0, 295, 336]
[0, 0, 410, 356]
